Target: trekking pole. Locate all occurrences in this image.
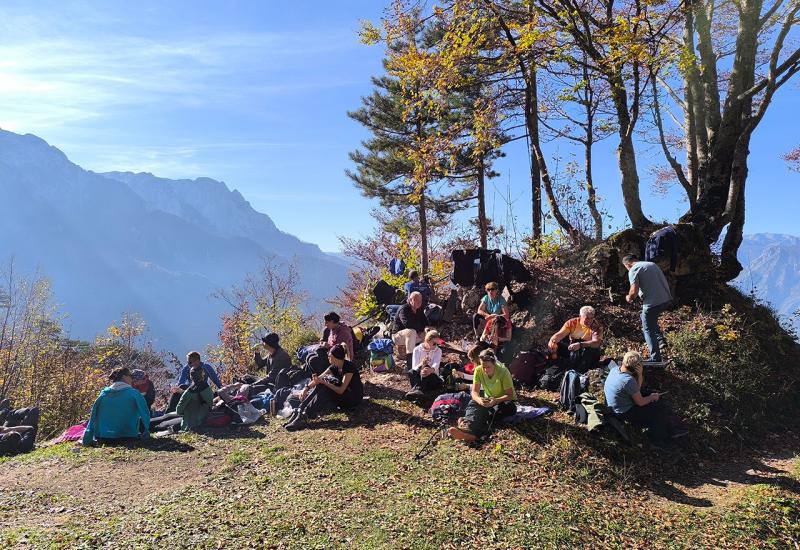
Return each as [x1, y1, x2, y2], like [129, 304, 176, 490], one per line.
[413, 421, 448, 461]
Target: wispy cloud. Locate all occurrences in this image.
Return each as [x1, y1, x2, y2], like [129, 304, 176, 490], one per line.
[0, 17, 360, 133]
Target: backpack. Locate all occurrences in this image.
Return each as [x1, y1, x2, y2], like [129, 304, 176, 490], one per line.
[373, 279, 397, 306]
[367, 338, 394, 355]
[559, 370, 589, 412]
[297, 344, 322, 365]
[306, 348, 330, 376]
[539, 363, 567, 391]
[430, 391, 470, 423]
[509, 350, 549, 386]
[205, 410, 233, 427]
[388, 258, 406, 276]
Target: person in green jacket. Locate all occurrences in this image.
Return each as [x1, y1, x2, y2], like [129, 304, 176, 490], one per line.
[449, 348, 517, 443]
[175, 365, 214, 430]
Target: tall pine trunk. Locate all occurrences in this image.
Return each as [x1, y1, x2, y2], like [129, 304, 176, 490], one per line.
[477, 156, 488, 248]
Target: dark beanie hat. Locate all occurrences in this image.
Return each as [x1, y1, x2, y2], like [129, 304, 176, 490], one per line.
[261, 332, 280, 348]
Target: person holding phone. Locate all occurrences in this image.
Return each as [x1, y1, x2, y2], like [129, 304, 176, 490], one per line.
[604, 351, 685, 448]
[284, 344, 363, 432]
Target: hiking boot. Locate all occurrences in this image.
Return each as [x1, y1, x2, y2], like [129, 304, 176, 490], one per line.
[448, 426, 477, 443]
[284, 411, 307, 432]
[284, 409, 300, 424]
[404, 388, 425, 402]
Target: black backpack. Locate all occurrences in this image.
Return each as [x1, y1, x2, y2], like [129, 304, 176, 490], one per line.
[539, 363, 567, 391]
[373, 279, 397, 306]
[509, 350, 549, 386]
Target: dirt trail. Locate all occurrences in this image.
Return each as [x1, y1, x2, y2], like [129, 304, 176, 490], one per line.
[0, 437, 222, 530]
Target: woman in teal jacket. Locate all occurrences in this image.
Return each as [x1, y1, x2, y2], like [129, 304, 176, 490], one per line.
[82, 367, 151, 446]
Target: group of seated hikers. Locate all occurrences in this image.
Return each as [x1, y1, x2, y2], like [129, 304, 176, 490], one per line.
[69, 251, 684, 451]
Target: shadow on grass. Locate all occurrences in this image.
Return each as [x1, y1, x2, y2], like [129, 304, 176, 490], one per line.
[507, 392, 800, 507]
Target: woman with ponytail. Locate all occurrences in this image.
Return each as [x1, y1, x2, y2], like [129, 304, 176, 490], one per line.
[284, 344, 363, 431]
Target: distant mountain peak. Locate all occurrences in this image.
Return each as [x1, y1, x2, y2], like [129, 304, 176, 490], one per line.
[0, 129, 349, 354]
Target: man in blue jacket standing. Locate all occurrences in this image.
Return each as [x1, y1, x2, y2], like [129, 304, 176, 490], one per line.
[623, 254, 673, 364]
[82, 367, 151, 446]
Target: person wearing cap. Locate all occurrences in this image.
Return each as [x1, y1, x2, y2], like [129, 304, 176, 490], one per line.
[254, 332, 292, 389]
[405, 330, 444, 401]
[130, 369, 155, 410]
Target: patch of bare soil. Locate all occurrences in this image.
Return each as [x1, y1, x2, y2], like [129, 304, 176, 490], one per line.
[0, 436, 222, 530]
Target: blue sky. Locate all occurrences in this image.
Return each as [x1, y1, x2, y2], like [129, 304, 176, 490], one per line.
[1, 0, 798, 251]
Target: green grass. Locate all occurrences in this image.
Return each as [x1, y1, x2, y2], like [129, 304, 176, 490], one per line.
[1, 400, 798, 549]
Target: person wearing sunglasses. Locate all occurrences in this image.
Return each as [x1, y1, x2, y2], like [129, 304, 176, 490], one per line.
[472, 282, 510, 339]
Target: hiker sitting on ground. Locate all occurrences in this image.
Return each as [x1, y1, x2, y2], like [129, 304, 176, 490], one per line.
[604, 351, 685, 448]
[448, 349, 517, 443]
[405, 330, 444, 401]
[623, 254, 672, 363]
[472, 282, 510, 338]
[151, 365, 215, 432]
[465, 313, 512, 365]
[392, 291, 429, 368]
[547, 305, 604, 373]
[284, 344, 364, 432]
[319, 311, 353, 361]
[253, 332, 292, 391]
[82, 367, 151, 446]
[403, 270, 432, 306]
[167, 351, 223, 413]
[130, 369, 156, 411]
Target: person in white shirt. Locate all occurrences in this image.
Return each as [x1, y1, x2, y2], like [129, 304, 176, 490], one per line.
[404, 330, 444, 402]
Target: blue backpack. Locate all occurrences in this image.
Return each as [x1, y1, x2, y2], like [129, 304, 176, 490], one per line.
[367, 338, 394, 356]
[388, 258, 406, 276]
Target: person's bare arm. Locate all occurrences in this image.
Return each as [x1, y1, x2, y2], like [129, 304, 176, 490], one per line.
[632, 391, 660, 406]
[548, 327, 570, 350]
[626, 281, 640, 303]
[318, 372, 353, 395]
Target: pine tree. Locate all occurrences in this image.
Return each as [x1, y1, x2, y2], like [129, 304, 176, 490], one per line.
[347, 26, 472, 274]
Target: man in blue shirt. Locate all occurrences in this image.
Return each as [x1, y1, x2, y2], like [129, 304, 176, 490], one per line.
[623, 254, 672, 363]
[403, 270, 432, 305]
[167, 351, 222, 412]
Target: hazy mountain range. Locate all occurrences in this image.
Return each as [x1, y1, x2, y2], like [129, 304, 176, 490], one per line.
[733, 233, 800, 337]
[0, 129, 349, 354]
[1, 128, 796, 353]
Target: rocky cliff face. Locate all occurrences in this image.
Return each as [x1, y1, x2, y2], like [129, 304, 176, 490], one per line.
[734, 233, 800, 336]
